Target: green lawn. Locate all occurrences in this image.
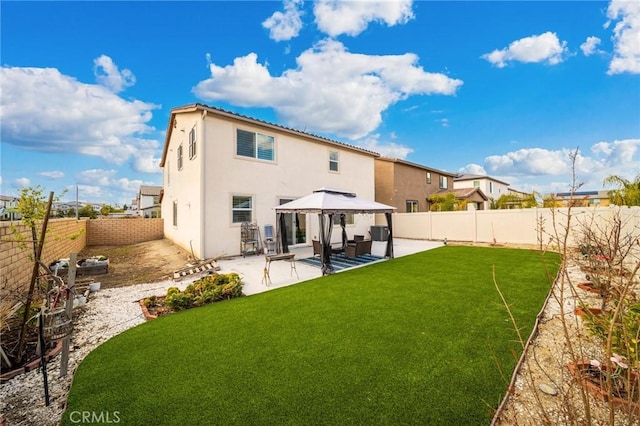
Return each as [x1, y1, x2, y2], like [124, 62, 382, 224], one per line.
[62, 246, 559, 425]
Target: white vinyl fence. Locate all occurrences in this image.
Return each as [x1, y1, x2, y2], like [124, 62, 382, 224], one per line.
[379, 206, 640, 249]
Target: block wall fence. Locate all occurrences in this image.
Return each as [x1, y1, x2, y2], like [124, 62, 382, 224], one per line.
[86, 218, 164, 246]
[1, 218, 164, 305]
[378, 206, 640, 250]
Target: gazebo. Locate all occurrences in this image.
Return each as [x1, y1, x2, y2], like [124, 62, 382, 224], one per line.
[275, 188, 396, 275]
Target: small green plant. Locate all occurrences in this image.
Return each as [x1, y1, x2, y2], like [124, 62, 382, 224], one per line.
[162, 273, 243, 312]
[164, 292, 192, 311]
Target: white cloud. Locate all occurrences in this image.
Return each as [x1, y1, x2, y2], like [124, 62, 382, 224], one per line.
[94, 55, 136, 93]
[438, 118, 449, 128]
[606, 0, 640, 74]
[314, 0, 414, 37]
[0, 63, 160, 165]
[458, 164, 487, 175]
[580, 36, 602, 56]
[482, 32, 568, 68]
[14, 177, 30, 188]
[357, 134, 413, 159]
[194, 39, 463, 139]
[263, 0, 304, 42]
[590, 138, 640, 170]
[74, 169, 152, 204]
[38, 170, 64, 179]
[482, 140, 639, 194]
[485, 148, 574, 176]
[76, 169, 118, 187]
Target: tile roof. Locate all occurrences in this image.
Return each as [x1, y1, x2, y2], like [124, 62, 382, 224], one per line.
[160, 103, 379, 167]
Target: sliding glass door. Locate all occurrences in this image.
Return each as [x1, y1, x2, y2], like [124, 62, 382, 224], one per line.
[279, 198, 307, 246]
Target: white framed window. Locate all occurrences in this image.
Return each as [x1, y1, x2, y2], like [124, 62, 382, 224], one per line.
[189, 127, 197, 159]
[473, 180, 480, 188]
[236, 129, 275, 161]
[172, 201, 178, 227]
[177, 144, 183, 170]
[232, 195, 253, 223]
[329, 150, 339, 172]
[406, 200, 418, 213]
[426, 172, 431, 184]
[489, 182, 494, 193]
[439, 175, 448, 189]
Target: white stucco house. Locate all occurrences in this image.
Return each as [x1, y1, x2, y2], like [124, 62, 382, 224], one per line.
[137, 185, 162, 218]
[0, 195, 20, 221]
[159, 103, 380, 259]
[453, 174, 510, 209]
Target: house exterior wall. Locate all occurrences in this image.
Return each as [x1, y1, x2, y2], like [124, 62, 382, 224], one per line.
[162, 111, 204, 257]
[374, 160, 395, 208]
[162, 109, 377, 259]
[454, 177, 509, 209]
[374, 159, 453, 212]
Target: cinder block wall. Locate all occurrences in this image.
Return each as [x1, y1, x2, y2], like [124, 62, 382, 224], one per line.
[1, 218, 164, 308]
[0, 218, 87, 304]
[86, 218, 164, 246]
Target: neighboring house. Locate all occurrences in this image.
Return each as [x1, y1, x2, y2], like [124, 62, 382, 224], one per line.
[545, 190, 611, 207]
[137, 185, 162, 218]
[374, 157, 456, 212]
[430, 187, 489, 210]
[159, 103, 379, 259]
[453, 174, 510, 209]
[0, 195, 20, 221]
[125, 198, 138, 216]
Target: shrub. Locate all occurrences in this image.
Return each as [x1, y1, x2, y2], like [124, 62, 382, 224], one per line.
[162, 273, 243, 312]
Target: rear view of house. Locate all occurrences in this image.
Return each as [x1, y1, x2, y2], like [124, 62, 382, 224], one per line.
[159, 103, 379, 259]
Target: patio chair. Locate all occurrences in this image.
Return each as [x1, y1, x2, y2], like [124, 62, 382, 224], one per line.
[345, 239, 372, 258]
[264, 225, 276, 255]
[312, 239, 322, 257]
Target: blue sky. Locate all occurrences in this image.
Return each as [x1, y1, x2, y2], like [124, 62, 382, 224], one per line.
[1, 0, 638, 206]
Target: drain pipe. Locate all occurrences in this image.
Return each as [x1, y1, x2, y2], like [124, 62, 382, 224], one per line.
[490, 269, 561, 425]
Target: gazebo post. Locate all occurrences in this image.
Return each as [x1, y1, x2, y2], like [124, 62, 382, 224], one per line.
[277, 213, 289, 254]
[318, 213, 334, 275]
[385, 212, 394, 259]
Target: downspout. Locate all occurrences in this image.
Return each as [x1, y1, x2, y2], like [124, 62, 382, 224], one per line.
[200, 110, 207, 259]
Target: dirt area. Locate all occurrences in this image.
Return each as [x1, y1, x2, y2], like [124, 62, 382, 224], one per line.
[77, 239, 192, 289]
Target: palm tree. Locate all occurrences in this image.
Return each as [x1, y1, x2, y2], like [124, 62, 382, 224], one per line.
[603, 174, 640, 206]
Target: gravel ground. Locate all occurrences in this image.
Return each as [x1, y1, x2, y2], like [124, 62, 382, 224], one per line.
[0, 279, 194, 426]
[1, 253, 636, 426]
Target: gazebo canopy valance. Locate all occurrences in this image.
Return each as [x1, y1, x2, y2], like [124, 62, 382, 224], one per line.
[275, 188, 396, 275]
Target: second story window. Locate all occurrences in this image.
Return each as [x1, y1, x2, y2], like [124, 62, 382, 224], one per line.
[473, 180, 480, 188]
[237, 129, 275, 161]
[439, 175, 448, 189]
[177, 144, 183, 170]
[189, 127, 197, 159]
[489, 182, 494, 193]
[406, 200, 418, 213]
[426, 172, 431, 184]
[329, 151, 339, 172]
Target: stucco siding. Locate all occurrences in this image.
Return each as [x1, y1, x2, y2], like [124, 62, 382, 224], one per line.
[168, 112, 377, 259]
[162, 111, 204, 256]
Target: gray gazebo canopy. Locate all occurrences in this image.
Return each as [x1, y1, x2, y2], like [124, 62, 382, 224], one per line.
[275, 187, 396, 275]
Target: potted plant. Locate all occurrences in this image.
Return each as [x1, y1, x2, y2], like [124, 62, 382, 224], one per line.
[569, 354, 639, 415]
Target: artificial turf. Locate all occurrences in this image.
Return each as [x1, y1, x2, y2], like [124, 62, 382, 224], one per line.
[62, 246, 559, 425]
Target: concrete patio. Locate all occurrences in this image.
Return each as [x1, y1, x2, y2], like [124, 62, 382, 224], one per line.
[215, 238, 444, 296]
